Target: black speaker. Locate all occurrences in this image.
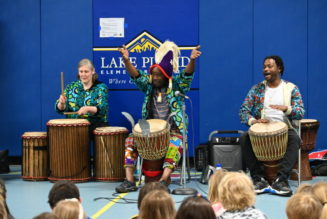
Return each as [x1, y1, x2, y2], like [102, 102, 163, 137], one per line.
[208, 130, 243, 171]
[195, 144, 209, 171]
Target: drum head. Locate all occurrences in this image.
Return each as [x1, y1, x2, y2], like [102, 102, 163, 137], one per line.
[301, 119, 318, 124]
[94, 126, 128, 134]
[249, 121, 287, 136]
[22, 132, 47, 138]
[47, 119, 90, 126]
[133, 119, 168, 133]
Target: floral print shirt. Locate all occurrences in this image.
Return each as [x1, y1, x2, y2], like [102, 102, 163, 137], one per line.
[55, 80, 108, 124]
[131, 70, 194, 136]
[239, 80, 304, 126]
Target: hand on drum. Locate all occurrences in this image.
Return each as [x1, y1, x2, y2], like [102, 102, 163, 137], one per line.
[269, 105, 288, 112]
[77, 106, 97, 116]
[252, 119, 270, 125]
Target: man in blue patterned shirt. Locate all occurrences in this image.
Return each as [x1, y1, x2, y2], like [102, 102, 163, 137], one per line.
[239, 55, 304, 196]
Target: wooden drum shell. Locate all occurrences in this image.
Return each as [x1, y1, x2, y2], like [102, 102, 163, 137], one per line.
[291, 119, 320, 181]
[22, 132, 48, 181]
[47, 119, 90, 182]
[93, 127, 128, 181]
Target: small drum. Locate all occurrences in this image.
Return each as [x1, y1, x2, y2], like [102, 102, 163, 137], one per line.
[249, 122, 288, 184]
[291, 119, 320, 181]
[22, 132, 48, 181]
[47, 119, 90, 182]
[93, 126, 128, 181]
[133, 119, 170, 182]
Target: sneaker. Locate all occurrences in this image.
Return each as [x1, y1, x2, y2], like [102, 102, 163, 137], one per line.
[159, 180, 171, 193]
[115, 179, 138, 193]
[270, 178, 292, 197]
[252, 177, 270, 194]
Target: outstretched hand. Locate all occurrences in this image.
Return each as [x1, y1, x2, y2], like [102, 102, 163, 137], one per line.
[118, 45, 129, 61]
[190, 45, 201, 60]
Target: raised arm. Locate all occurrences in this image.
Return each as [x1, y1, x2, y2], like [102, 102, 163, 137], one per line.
[184, 45, 201, 74]
[119, 45, 139, 78]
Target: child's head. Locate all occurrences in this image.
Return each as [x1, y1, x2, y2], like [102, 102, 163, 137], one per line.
[175, 195, 216, 219]
[138, 190, 175, 219]
[218, 171, 255, 211]
[208, 169, 227, 203]
[137, 182, 168, 209]
[286, 193, 322, 219]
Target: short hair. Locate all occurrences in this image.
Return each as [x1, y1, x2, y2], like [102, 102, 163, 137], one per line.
[218, 171, 255, 211]
[264, 55, 284, 75]
[48, 181, 80, 209]
[138, 190, 175, 219]
[208, 169, 227, 203]
[137, 182, 169, 209]
[175, 195, 216, 219]
[33, 212, 58, 219]
[296, 183, 313, 194]
[53, 199, 85, 219]
[286, 193, 322, 219]
[312, 182, 327, 219]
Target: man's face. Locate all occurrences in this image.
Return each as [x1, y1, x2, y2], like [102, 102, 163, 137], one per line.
[151, 67, 168, 88]
[263, 58, 281, 83]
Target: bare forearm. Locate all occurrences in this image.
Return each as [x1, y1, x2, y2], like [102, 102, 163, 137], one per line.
[123, 58, 139, 78]
[185, 58, 195, 74]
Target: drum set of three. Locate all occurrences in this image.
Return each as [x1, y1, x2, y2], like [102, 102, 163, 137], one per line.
[21, 118, 170, 183]
[22, 119, 129, 182]
[248, 119, 320, 183]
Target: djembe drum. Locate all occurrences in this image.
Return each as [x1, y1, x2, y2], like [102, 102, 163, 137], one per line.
[22, 132, 48, 181]
[93, 126, 128, 181]
[47, 119, 90, 182]
[291, 119, 320, 180]
[133, 119, 170, 183]
[249, 121, 288, 184]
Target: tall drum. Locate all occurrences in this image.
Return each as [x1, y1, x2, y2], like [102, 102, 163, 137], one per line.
[133, 119, 170, 182]
[291, 119, 320, 180]
[22, 132, 48, 181]
[249, 121, 288, 184]
[47, 119, 90, 182]
[93, 127, 128, 181]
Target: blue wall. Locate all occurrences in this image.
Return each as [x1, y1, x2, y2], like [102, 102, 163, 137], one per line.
[200, 0, 327, 151]
[0, 0, 326, 157]
[0, 0, 93, 156]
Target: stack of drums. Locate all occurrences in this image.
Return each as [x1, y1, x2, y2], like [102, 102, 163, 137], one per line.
[93, 126, 128, 181]
[22, 132, 48, 181]
[47, 119, 90, 182]
[249, 121, 288, 184]
[291, 119, 320, 180]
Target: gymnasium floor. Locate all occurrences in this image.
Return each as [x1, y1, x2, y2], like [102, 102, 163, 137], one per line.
[1, 165, 326, 219]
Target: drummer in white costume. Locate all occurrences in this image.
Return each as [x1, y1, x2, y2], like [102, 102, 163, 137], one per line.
[115, 41, 201, 193]
[239, 55, 304, 196]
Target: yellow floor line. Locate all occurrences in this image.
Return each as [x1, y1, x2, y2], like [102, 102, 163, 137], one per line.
[91, 193, 128, 219]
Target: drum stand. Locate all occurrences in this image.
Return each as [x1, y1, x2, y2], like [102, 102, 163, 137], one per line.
[172, 101, 197, 195]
